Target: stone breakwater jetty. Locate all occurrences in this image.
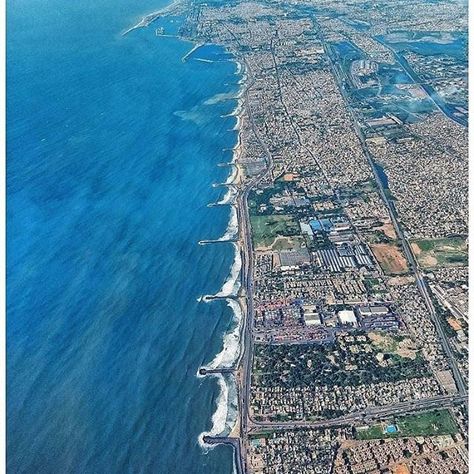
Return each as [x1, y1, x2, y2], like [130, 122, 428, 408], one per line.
[198, 238, 238, 245]
[122, 13, 161, 36]
[198, 367, 235, 376]
[182, 43, 205, 62]
[202, 436, 244, 474]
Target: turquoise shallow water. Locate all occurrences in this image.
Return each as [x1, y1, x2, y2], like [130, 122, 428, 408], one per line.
[7, 0, 238, 472]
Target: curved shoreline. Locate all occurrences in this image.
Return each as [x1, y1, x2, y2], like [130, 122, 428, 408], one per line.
[196, 55, 247, 454]
[124, 7, 247, 465]
[121, 0, 185, 36]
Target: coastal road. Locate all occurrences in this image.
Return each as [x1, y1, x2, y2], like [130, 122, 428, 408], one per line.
[208, 23, 263, 474]
[222, 25, 277, 472]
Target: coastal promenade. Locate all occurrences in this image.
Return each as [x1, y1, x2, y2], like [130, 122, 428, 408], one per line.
[235, 57, 275, 473]
[196, 35, 273, 472]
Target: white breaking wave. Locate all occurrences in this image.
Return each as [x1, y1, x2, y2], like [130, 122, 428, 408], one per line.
[198, 373, 238, 449]
[208, 299, 243, 369]
[198, 374, 228, 448]
[200, 243, 241, 301]
[217, 186, 237, 205]
[198, 299, 242, 447]
[232, 104, 243, 131]
[198, 71, 244, 450]
[221, 97, 243, 120]
[232, 100, 244, 119]
[219, 206, 238, 241]
[225, 165, 238, 184]
[216, 243, 241, 298]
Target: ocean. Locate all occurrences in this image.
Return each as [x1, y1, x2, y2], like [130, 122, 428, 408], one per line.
[7, 0, 240, 472]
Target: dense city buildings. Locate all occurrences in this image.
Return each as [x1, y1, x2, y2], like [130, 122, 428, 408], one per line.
[179, 0, 468, 471]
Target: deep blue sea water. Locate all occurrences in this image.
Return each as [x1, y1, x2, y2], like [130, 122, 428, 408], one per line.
[7, 0, 240, 472]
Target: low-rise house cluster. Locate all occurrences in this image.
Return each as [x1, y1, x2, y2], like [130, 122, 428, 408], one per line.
[248, 428, 347, 474]
[334, 434, 468, 474]
[367, 114, 467, 239]
[251, 378, 441, 421]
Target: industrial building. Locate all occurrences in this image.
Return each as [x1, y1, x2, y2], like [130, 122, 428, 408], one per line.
[313, 244, 374, 272]
[337, 309, 358, 327]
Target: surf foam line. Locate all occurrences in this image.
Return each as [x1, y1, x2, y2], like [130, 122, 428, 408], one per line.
[197, 298, 242, 449]
[197, 176, 242, 448]
[225, 165, 238, 185]
[208, 299, 243, 369]
[219, 206, 239, 242]
[216, 186, 237, 205]
[199, 242, 241, 302]
[197, 372, 238, 450]
[198, 56, 246, 452]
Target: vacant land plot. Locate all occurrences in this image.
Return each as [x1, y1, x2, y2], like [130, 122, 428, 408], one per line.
[250, 215, 299, 249]
[375, 222, 397, 240]
[368, 332, 418, 360]
[370, 243, 409, 274]
[411, 237, 467, 268]
[393, 464, 410, 474]
[356, 409, 458, 440]
[447, 317, 463, 331]
[257, 235, 305, 252]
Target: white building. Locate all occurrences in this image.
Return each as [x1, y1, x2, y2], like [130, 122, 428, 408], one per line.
[337, 309, 358, 327]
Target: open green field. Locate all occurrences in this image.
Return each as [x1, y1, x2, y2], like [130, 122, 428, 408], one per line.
[250, 214, 299, 248]
[411, 237, 467, 268]
[356, 409, 458, 440]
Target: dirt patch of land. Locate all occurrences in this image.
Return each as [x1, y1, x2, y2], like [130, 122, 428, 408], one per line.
[411, 237, 468, 269]
[421, 255, 438, 267]
[368, 332, 418, 360]
[375, 222, 397, 240]
[368, 331, 391, 348]
[447, 318, 462, 331]
[411, 242, 438, 266]
[411, 242, 422, 255]
[370, 243, 409, 274]
[396, 338, 418, 360]
[256, 235, 304, 252]
[282, 172, 298, 182]
[386, 275, 416, 286]
[393, 463, 410, 474]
